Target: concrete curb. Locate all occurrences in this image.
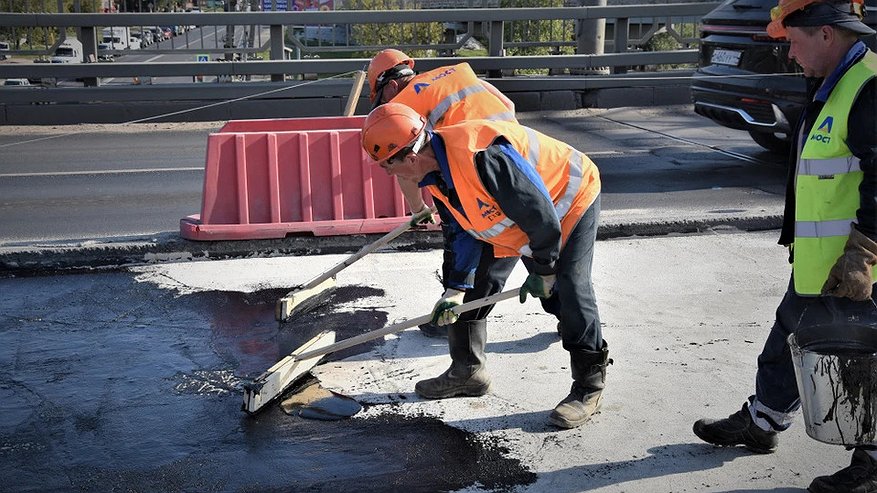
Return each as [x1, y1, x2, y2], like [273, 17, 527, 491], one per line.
[0, 214, 783, 276]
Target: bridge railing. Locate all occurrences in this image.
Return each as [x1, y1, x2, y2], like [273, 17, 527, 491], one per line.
[0, 2, 717, 83]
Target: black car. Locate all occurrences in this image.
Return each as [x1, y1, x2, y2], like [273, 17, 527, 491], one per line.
[691, 0, 877, 154]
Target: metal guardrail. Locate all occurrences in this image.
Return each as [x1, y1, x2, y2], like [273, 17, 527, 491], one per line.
[0, 3, 717, 124]
[0, 3, 717, 82]
[0, 51, 700, 79]
[1, 4, 715, 24]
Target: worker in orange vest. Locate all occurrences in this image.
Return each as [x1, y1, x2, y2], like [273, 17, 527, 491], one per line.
[367, 49, 520, 339]
[361, 103, 608, 429]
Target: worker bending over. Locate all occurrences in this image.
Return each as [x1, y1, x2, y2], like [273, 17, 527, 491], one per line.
[361, 102, 608, 429]
[366, 48, 518, 339]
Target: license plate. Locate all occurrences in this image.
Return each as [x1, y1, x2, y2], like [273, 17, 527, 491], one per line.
[711, 48, 741, 66]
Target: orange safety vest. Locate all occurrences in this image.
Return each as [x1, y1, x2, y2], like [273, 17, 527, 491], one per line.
[425, 120, 601, 258]
[391, 62, 516, 130]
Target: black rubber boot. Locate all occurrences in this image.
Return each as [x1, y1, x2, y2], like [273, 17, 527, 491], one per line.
[548, 341, 611, 429]
[418, 321, 448, 338]
[809, 448, 877, 493]
[415, 320, 491, 399]
[692, 401, 779, 454]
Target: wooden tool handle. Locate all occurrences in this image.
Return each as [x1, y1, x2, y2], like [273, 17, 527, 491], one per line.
[301, 220, 411, 291]
[343, 70, 367, 117]
[301, 207, 435, 291]
[294, 289, 518, 361]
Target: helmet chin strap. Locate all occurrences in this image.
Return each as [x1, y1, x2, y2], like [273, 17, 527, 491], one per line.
[410, 131, 427, 155]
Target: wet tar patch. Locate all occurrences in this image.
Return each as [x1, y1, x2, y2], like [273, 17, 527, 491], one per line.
[0, 272, 536, 492]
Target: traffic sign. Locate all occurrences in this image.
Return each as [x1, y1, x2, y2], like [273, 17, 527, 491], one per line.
[196, 54, 210, 62]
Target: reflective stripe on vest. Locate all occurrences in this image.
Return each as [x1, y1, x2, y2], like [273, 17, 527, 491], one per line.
[456, 136, 585, 254]
[798, 156, 862, 176]
[427, 120, 599, 258]
[795, 219, 854, 238]
[428, 85, 516, 130]
[392, 62, 517, 132]
[792, 51, 877, 295]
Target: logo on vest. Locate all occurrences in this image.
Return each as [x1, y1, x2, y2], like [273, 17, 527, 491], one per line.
[413, 83, 430, 94]
[429, 67, 457, 82]
[810, 116, 834, 144]
[477, 197, 501, 221]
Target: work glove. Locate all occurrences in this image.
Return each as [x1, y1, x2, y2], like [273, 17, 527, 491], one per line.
[430, 288, 466, 326]
[821, 226, 877, 302]
[519, 273, 556, 303]
[409, 204, 436, 228]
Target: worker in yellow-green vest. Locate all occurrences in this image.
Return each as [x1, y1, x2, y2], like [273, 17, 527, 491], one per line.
[366, 49, 522, 340]
[693, 1, 877, 491]
[361, 103, 607, 429]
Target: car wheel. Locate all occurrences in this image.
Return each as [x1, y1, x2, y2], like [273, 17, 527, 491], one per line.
[748, 130, 791, 155]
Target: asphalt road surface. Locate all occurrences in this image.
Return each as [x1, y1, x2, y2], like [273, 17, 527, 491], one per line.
[0, 106, 788, 245]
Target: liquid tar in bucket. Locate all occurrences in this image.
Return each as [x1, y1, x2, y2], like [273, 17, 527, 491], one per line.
[789, 324, 877, 446]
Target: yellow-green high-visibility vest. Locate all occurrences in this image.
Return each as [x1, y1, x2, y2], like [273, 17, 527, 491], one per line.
[793, 51, 877, 295]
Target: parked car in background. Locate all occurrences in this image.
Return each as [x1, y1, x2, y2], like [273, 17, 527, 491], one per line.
[131, 29, 152, 47]
[101, 26, 130, 50]
[691, 0, 877, 154]
[0, 41, 9, 60]
[145, 27, 164, 43]
[3, 78, 31, 86]
[97, 43, 114, 61]
[50, 38, 84, 64]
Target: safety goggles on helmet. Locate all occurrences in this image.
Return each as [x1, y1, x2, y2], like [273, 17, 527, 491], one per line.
[367, 49, 414, 100]
[370, 65, 416, 110]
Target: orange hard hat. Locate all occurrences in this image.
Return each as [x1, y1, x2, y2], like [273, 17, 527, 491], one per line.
[367, 49, 415, 101]
[767, 0, 869, 38]
[361, 102, 427, 164]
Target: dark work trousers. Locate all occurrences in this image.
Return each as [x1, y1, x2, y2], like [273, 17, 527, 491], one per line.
[451, 244, 519, 322]
[522, 195, 602, 352]
[755, 276, 877, 414]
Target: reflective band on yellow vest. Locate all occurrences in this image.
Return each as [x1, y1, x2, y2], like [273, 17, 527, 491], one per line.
[425, 120, 600, 258]
[391, 62, 517, 130]
[793, 51, 877, 295]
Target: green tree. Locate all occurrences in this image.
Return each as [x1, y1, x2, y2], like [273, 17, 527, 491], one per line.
[344, 0, 444, 58]
[1, 0, 100, 48]
[501, 0, 574, 57]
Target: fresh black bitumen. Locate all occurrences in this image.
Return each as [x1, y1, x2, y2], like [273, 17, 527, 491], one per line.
[0, 274, 536, 491]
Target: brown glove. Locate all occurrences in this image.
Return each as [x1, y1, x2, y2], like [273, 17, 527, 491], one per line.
[821, 226, 877, 301]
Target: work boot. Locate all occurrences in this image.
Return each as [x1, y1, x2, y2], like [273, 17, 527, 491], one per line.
[418, 321, 447, 338]
[415, 320, 491, 399]
[692, 401, 779, 454]
[548, 341, 612, 429]
[808, 448, 877, 493]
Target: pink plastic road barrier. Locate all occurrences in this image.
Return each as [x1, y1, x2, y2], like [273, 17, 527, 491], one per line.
[180, 116, 435, 241]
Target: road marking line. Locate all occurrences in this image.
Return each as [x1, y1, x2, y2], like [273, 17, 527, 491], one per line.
[586, 150, 651, 157]
[0, 167, 203, 178]
[597, 116, 776, 166]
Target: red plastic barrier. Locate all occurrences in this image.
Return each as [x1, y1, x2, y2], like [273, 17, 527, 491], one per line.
[180, 116, 435, 240]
